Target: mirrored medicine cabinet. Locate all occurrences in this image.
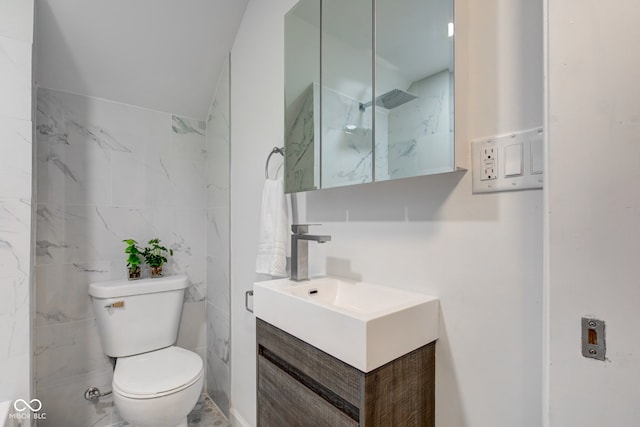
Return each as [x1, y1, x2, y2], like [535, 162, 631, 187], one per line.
[284, 0, 457, 193]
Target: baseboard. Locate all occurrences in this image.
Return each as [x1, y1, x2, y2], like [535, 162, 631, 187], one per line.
[229, 407, 251, 427]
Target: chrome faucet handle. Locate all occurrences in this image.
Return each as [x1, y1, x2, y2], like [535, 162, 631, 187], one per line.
[291, 224, 321, 235]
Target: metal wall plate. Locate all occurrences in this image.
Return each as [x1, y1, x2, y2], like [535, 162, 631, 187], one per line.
[582, 317, 606, 361]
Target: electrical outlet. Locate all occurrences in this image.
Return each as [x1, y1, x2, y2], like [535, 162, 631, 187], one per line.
[480, 146, 497, 180]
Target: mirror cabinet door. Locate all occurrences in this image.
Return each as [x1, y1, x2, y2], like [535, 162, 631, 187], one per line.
[321, 0, 374, 189]
[284, 0, 321, 193]
[375, 0, 455, 182]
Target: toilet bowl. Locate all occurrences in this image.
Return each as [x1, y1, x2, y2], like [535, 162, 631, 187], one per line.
[113, 346, 204, 427]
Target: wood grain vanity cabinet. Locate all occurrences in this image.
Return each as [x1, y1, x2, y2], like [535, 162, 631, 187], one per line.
[256, 319, 435, 426]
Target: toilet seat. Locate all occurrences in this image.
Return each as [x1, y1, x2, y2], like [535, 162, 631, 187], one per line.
[113, 346, 203, 399]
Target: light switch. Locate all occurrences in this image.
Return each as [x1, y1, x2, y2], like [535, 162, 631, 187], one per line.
[504, 144, 523, 177]
[531, 138, 543, 174]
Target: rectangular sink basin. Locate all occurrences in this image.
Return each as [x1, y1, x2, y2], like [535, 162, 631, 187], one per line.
[253, 276, 439, 372]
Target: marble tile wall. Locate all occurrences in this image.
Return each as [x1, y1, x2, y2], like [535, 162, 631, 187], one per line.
[0, 0, 34, 406]
[205, 57, 231, 416]
[34, 88, 207, 426]
[388, 70, 454, 178]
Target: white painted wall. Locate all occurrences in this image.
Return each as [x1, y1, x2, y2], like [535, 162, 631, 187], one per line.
[230, 0, 543, 426]
[0, 0, 34, 405]
[230, 1, 297, 424]
[546, 0, 640, 425]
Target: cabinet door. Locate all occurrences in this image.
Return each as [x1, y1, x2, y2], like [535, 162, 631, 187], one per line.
[258, 355, 359, 427]
[256, 319, 362, 407]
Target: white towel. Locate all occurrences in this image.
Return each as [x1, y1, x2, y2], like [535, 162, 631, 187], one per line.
[256, 177, 290, 277]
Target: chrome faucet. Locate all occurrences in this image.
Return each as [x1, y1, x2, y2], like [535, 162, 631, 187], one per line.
[290, 224, 331, 281]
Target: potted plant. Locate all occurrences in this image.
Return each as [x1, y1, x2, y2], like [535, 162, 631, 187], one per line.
[143, 238, 173, 278]
[123, 239, 143, 280]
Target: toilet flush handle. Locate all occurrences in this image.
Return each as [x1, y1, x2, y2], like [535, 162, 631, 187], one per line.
[105, 301, 125, 309]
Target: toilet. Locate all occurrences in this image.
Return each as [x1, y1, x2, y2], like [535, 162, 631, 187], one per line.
[89, 274, 203, 427]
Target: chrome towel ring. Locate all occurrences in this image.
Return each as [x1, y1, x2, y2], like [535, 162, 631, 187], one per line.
[265, 146, 285, 179]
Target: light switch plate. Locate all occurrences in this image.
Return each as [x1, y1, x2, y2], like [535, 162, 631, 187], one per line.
[472, 128, 544, 193]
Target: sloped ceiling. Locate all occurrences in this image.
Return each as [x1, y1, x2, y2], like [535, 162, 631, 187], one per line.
[35, 0, 249, 119]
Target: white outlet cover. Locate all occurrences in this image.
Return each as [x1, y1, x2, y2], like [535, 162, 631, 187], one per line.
[472, 128, 544, 194]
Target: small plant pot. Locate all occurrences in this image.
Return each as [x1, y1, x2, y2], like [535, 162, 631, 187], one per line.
[128, 266, 142, 280]
[150, 265, 164, 278]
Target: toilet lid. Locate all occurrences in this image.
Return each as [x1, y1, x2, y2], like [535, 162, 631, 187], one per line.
[113, 346, 203, 398]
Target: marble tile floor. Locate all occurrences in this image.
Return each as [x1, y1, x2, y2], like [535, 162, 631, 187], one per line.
[187, 394, 230, 427]
[113, 393, 229, 427]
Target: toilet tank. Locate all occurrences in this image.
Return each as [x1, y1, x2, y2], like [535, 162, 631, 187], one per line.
[89, 275, 189, 357]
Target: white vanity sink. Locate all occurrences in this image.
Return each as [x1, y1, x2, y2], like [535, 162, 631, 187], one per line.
[253, 276, 439, 372]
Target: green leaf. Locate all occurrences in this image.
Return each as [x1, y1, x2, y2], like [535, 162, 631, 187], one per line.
[127, 253, 142, 267]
